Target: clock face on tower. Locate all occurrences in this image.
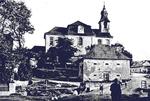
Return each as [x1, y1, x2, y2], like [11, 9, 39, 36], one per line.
[78, 25, 84, 33]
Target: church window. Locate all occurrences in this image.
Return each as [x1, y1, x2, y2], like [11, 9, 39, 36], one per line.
[78, 25, 84, 33]
[104, 21, 108, 28]
[49, 37, 54, 46]
[78, 37, 83, 46]
[98, 39, 102, 44]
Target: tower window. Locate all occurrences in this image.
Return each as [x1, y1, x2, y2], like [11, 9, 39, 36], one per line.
[49, 37, 54, 46]
[78, 37, 83, 46]
[104, 21, 108, 28]
[78, 25, 84, 33]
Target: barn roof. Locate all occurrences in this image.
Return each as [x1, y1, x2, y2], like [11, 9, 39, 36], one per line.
[84, 44, 131, 60]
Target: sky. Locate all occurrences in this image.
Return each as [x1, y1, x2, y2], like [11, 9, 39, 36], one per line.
[20, 0, 150, 61]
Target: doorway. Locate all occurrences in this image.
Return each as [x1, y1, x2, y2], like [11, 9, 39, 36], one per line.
[103, 72, 110, 81]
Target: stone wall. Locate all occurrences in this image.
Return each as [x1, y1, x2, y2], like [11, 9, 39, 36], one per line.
[0, 83, 16, 96]
[83, 59, 130, 81]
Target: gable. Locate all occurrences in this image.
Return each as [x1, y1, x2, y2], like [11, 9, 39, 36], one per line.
[143, 61, 150, 66]
[67, 21, 93, 35]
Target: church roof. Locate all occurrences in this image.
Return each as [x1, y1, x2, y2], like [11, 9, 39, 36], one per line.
[44, 21, 113, 38]
[68, 21, 91, 27]
[46, 27, 67, 35]
[100, 5, 110, 22]
[84, 44, 131, 60]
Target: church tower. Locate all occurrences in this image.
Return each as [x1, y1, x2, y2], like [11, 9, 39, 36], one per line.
[98, 4, 110, 33]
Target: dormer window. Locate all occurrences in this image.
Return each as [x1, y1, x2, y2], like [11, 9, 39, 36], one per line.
[78, 25, 84, 33]
[49, 37, 54, 46]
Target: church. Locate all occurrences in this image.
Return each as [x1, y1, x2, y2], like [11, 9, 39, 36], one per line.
[44, 5, 132, 82]
[44, 5, 112, 55]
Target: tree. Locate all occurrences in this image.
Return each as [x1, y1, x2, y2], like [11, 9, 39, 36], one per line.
[0, 34, 13, 53]
[122, 50, 133, 59]
[13, 48, 33, 81]
[0, 47, 34, 82]
[47, 37, 78, 68]
[46, 47, 58, 64]
[0, 53, 13, 83]
[85, 45, 95, 53]
[0, 0, 34, 48]
[0, 0, 34, 83]
[0, 34, 14, 83]
[17, 58, 32, 81]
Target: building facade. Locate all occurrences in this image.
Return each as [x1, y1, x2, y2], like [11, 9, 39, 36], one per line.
[44, 5, 113, 55]
[83, 44, 131, 82]
[43, 5, 132, 83]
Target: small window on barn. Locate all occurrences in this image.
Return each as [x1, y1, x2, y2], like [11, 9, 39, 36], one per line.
[117, 63, 120, 65]
[94, 74, 97, 76]
[105, 63, 109, 65]
[94, 63, 97, 65]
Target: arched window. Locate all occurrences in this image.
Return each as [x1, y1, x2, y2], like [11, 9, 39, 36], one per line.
[78, 25, 84, 33]
[49, 37, 54, 46]
[98, 39, 102, 45]
[78, 37, 83, 46]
